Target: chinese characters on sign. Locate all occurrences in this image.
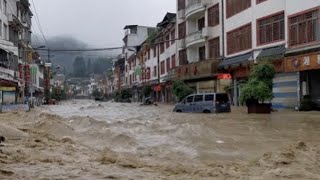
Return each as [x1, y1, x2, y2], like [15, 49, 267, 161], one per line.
[286, 53, 320, 72]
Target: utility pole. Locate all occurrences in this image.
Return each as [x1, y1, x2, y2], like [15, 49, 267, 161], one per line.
[48, 49, 51, 63]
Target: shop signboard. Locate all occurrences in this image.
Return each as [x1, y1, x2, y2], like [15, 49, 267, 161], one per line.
[285, 52, 320, 72]
[2, 91, 16, 105]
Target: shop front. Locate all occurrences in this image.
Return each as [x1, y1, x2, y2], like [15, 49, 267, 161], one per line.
[285, 51, 320, 108]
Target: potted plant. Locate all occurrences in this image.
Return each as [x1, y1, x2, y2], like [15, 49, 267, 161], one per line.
[240, 63, 275, 114]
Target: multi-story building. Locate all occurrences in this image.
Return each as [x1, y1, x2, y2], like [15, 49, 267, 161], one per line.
[120, 25, 156, 101]
[175, 0, 320, 109]
[144, 12, 177, 102]
[175, 0, 223, 95]
[1, 0, 34, 105]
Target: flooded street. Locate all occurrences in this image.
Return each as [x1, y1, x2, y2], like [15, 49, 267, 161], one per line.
[1, 100, 320, 179]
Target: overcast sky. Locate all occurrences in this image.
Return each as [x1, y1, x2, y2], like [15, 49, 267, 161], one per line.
[31, 0, 176, 47]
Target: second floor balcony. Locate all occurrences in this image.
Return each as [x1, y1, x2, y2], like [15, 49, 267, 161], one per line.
[168, 58, 219, 81]
[186, 0, 208, 19]
[185, 30, 205, 47]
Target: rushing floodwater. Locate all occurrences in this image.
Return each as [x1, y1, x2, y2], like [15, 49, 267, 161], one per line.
[46, 100, 320, 161]
[1, 100, 320, 179]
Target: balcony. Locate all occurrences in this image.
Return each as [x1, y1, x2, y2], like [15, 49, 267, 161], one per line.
[185, 30, 205, 47]
[169, 59, 219, 81]
[185, 0, 206, 19]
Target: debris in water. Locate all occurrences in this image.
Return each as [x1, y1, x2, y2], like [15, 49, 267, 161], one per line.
[216, 140, 224, 144]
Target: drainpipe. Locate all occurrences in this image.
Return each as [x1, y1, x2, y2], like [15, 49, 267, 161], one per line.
[221, 0, 225, 58]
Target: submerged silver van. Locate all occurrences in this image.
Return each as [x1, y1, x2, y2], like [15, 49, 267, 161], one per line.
[173, 93, 231, 113]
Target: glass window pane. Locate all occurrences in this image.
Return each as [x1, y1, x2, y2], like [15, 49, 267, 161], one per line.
[194, 95, 203, 102]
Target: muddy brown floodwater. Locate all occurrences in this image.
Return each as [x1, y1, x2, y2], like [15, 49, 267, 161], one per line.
[1, 100, 320, 180]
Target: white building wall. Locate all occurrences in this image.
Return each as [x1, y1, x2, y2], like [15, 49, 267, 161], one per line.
[160, 41, 177, 82]
[223, 0, 320, 58]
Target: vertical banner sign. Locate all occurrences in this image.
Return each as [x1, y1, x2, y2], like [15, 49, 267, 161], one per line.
[25, 65, 31, 84]
[19, 64, 24, 79]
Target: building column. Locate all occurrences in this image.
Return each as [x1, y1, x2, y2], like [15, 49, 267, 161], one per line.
[233, 79, 238, 106]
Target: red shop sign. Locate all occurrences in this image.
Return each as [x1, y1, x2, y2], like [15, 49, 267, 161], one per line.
[217, 74, 232, 79]
[153, 85, 161, 92]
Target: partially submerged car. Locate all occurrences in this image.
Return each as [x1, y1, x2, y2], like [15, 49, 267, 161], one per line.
[173, 93, 231, 113]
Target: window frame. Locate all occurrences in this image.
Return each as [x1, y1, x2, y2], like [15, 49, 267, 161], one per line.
[227, 23, 252, 55]
[208, 3, 220, 27]
[288, 7, 320, 48]
[226, 0, 251, 19]
[257, 11, 285, 46]
[208, 37, 220, 58]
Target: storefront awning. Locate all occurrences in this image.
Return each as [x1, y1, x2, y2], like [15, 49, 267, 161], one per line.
[257, 45, 285, 60]
[218, 52, 253, 68]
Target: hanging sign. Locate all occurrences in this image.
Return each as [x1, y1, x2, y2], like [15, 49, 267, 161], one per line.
[217, 74, 232, 79]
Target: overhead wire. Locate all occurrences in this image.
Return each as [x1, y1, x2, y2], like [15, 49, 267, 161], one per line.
[31, 0, 48, 46]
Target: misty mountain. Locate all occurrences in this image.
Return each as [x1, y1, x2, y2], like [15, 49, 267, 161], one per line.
[32, 34, 120, 74]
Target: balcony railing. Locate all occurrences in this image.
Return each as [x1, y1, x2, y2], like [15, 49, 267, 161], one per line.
[185, 30, 204, 47]
[168, 59, 220, 80]
[185, 0, 205, 18]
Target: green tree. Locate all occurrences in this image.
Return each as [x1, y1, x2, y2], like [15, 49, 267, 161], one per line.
[240, 63, 275, 104]
[173, 80, 193, 101]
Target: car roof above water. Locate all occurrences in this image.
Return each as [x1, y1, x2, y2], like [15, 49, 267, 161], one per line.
[188, 93, 228, 96]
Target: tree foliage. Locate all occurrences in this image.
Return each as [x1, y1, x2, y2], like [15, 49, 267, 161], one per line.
[173, 81, 193, 101]
[143, 86, 152, 97]
[240, 63, 276, 104]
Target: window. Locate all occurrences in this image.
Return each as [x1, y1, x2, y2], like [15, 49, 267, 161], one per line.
[153, 66, 157, 77]
[257, 0, 268, 4]
[199, 46, 206, 61]
[160, 61, 165, 75]
[166, 34, 170, 49]
[147, 49, 150, 59]
[160, 38, 165, 54]
[208, 4, 219, 27]
[198, 17, 205, 31]
[178, 0, 185, 11]
[4, 0, 7, 16]
[129, 75, 132, 85]
[258, 12, 284, 45]
[205, 95, 214, 101]
[209, 37, 220, 58]
[166, 58, 170, 72]
[216, 94, 229, 103]
[3, 24, 7, 40]
[0, 20, 2, 37]
[179, 49, 188, 65]
[194, 95, 203, 102]
[227, 24, 252, 54]
[226, 0, 251, 18]
[178, 22, 186, 39]
[186, 96, 194, 103]
[171, 54, 176, 68]
[289, 10, 320, 46]
[171, 29, 175, 45]
[153, 46, 157, 57]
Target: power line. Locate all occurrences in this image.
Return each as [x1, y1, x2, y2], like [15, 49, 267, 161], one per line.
[31, 0, 48, 46]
